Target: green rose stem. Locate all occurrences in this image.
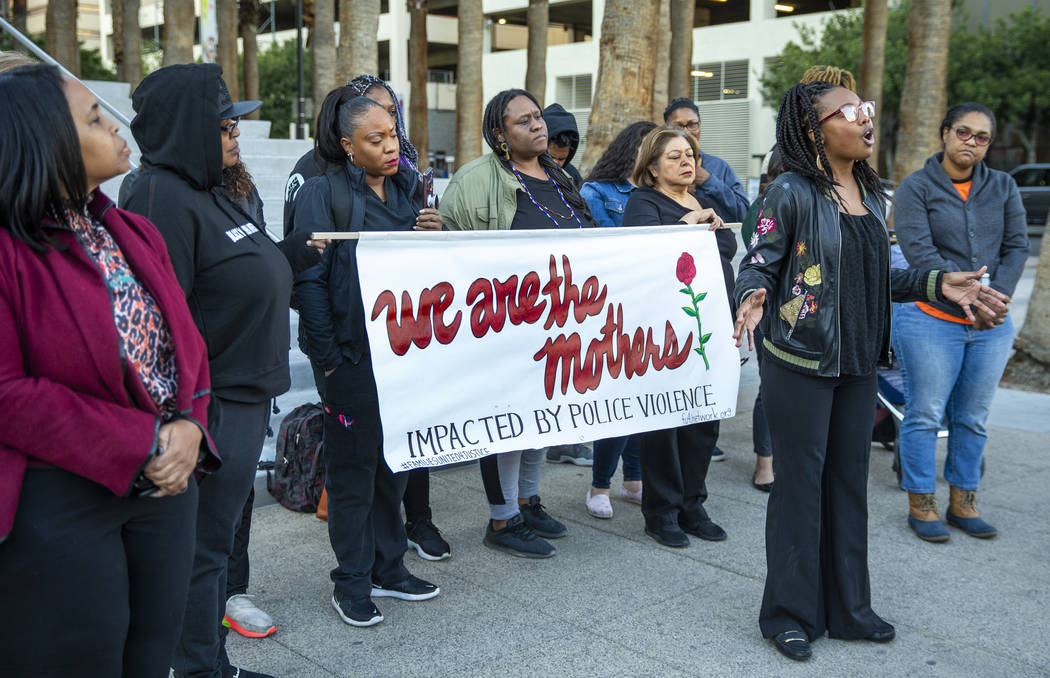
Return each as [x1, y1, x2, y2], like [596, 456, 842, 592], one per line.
[680, 283, 712, 370]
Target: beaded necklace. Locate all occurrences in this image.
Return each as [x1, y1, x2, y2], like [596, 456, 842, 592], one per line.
[508, 160, 583, 229]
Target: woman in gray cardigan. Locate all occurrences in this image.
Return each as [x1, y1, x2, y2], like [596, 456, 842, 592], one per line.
[892, 102, 1028, 542]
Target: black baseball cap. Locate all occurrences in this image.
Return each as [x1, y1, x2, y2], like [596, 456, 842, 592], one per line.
[218, 77, 262, 119]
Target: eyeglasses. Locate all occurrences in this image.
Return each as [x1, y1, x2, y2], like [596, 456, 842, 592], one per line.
[220, 118, 240, 135]
[817, 100, 876, 125]
[953, 127, 992, 146]
[672, 120, 700, 132]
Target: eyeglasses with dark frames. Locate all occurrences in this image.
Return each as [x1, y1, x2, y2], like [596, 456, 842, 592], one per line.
[817, 100, 876, 125]
[220, 118, 240, 135]
[672, 120, 700, 132]
[953, 127, 992, 146]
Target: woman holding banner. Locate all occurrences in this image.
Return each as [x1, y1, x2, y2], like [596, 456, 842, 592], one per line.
[294, 95, 443, 628]
[733, 82, 1008, 662]
[440, 89, 596, 558]
[620, 127, 731, 548]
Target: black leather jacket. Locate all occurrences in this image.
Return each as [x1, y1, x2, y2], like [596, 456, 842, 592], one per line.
[735, 172, 947, 377]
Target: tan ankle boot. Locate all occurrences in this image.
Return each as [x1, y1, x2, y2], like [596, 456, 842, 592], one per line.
[908, 492, 949, 542]
[946, 486, 997, 538]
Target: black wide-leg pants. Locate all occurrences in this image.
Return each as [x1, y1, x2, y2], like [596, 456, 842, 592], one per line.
[759, 358, 883, 641]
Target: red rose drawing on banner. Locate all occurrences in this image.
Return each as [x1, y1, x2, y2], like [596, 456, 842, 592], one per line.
[676, 252, 696, 285]
[676, 252, 712, 370]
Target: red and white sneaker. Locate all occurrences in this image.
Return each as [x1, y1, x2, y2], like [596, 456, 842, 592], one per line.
[222, 594, 276, 638]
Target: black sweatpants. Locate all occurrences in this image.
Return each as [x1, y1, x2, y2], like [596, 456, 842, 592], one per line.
[759, 358, 883, 641]
[225, 487, 254, 598]
[639, 421, 719, 525]
[315, 357, 410, 601]
[403, 468, 431, 523]
[0, 467, 198, 678]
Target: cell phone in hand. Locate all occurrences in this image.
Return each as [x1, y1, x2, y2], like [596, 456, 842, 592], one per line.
[422, 167, 436, 208]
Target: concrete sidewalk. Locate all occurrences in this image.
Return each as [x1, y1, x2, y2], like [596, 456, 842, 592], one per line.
[228, 359, 1050, 678]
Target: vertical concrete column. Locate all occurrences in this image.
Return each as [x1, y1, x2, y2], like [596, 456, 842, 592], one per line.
[387, 0, 412, 130]
[751, 0, 776, 21]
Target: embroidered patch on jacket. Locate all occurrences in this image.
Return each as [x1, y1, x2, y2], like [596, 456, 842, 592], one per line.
[337, 413, 354, 431]
[225, 222, 260, 243]
[749, 231, 759, 249]
[803, 264, 821, 286]
[750, 252, 766, 265]
[757, 216, 777, 235]
[795, 240, 807, 257]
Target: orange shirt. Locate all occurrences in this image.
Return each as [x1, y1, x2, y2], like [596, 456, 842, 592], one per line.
[915, 177, 974, 324]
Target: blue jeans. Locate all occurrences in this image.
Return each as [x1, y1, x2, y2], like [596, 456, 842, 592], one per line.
[591, 435, 641, 489]
[891, 303, 1013, 494]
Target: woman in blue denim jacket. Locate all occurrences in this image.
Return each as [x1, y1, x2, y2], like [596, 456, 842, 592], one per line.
[580, 121, 657, 229]
[578, 121, 656, 519]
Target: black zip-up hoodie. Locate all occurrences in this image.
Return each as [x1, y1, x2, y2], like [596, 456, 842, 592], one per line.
[119, 63, 292, 403]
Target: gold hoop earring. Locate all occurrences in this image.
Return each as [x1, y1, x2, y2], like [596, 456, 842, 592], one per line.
[500, 141, 510, 162]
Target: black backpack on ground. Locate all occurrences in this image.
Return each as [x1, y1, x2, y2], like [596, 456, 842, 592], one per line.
[268, 402, 325, 512]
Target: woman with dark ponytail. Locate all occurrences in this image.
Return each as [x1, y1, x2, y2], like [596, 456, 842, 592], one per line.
[439, 89, 595, 559]
[733, 82, 1009, 662]
[293, 94, 443, 628]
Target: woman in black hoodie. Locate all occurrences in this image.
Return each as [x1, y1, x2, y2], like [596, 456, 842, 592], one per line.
[293, 95, 442, 628]
[120, 63, 291, 678]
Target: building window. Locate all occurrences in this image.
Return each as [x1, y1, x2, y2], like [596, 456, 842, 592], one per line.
[554, 74, 593, 162]
[691, 60, 748, 101]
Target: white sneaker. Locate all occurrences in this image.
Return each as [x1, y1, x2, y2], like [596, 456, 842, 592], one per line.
[223, 594, 276, 638]
[586, 489, 613, 519]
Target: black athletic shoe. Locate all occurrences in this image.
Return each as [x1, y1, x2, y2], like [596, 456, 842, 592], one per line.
[679, 511, 727, 542]
[519, 495, 567, 538]
[406, 519, 452, 561]
[483, 513, 556, 558]
[331, 590, 383, 627]
[371, 575, 440, 601]
[645, 517, 690, 547]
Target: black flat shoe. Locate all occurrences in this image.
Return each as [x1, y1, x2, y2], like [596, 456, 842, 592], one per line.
[644, 518, 690, 547]
[752, 474, 773, 493]
[773, 630, 811, 661]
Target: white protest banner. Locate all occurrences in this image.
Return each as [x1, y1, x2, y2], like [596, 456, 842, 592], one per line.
[355, 225, 741, 472]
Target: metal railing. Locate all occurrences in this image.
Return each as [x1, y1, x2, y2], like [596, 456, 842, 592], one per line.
[0, 16, 132, 127]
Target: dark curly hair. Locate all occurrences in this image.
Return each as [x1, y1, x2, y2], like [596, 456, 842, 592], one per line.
[776, 81, 884, 210]
[940, 102, 996, 140]
[585, 121, 658, 184]
[482, 88, 590, 221]
[663, 97, 699, 123]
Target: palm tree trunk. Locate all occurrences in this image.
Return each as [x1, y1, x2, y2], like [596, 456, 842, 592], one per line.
[525, 0, 547, 105]
[667, 0, 693, 101]
[163, 0, 196, 66]
[1002, 241, 1050, 393]
[45, 0, 79, 76]
[893, 0, 951, 184]
[11, 0, 27, 35]
[217, 0, 240, 99]
[408, 0, 429, 169]
[651, 0, 670, 121]
[454, 0, 483, 170]
[239, 0, 260, 118]
[113, 0, 126, 77]
[859, 0, 888, 173]
[337, 0, 379, 83]
[311, 0, 336, 121]
[581, 0, 660, 171]
[121, 0, 143, 88]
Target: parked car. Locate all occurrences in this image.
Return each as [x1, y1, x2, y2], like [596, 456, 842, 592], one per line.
[1009, 163, 1050, 237]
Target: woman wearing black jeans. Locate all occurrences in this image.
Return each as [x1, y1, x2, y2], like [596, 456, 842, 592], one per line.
[294, 95, 443, 628]
[733, 82, 1007, 662]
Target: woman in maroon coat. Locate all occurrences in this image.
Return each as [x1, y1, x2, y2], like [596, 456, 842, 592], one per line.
[0, 65, 218, 677]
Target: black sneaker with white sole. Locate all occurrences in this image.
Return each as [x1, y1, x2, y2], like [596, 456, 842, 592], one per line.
[223, 668, 276, 678]
[483, 513, 555, 558]
[331, 591, 383, 627]
[370, 574, 440, 601]
[406, 519, 451, 561]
